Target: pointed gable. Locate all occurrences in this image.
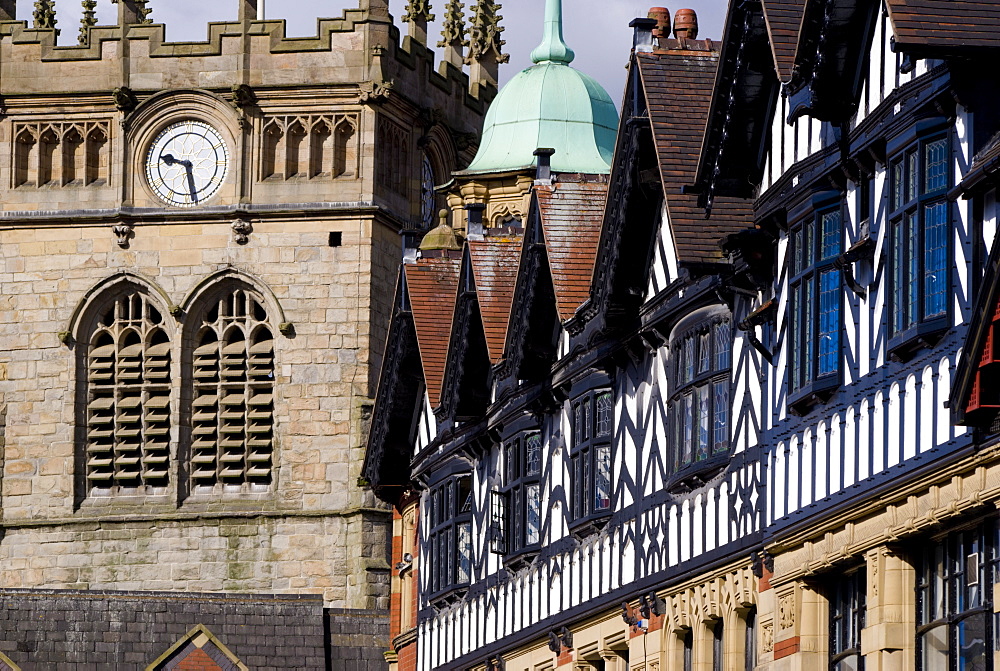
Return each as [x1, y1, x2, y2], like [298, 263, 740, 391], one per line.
[469, 234, 523, 362]
[147, 624, 246, 671]
[404, 256, 461, 407]
[536, 177, 607, 321]
[638, 47, 754, 265]
[762, 0, 806, 82]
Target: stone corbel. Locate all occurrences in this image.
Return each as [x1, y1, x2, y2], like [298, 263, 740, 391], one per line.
[231, 218, 252, 245]
[229, 84, 258, 130]
[360, 45, 394, 105]
[113, 222, 134, 248]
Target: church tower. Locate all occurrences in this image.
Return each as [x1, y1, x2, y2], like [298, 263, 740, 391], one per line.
[0, 0, 496, 666]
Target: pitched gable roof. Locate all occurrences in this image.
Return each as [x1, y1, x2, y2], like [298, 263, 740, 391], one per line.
[469, 235, 522, 362]
[887, 0, 1000, 53]
[638, 48, 754, 264]
[536, 177, 608, 321]
[762, 0, 806, 82]
[404, 256, 461, 407]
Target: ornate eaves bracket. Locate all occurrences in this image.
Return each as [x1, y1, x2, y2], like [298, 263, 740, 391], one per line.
[738, 299, 776, 364]
[834, 235, 876, 299]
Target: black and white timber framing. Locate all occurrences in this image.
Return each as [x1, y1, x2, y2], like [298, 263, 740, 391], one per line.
[364, 1, 1000, 668]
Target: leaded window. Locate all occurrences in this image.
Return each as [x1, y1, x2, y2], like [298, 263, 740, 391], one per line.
[189, 286, 274, 493]
[82, 289, 171, 495]
[917, 520, 999, 671]
[889, 135, 950, 342]
[830, 568, 866, 671]
[494, 431, 542, 557]
[668, 319, 731, 474]
[713, 620, 724, 671]
[788, 207, 842, 395]
[570, 390, 613, 523]
[427, 475, 473, 597]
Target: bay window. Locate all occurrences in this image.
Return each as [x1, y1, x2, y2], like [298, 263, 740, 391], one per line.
[492, 431, 542, 558]
[426, 475, 473, 599]
[570, 389, 613, 526]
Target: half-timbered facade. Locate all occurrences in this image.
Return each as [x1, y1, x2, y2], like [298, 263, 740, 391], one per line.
[367, 0, 1000, 670]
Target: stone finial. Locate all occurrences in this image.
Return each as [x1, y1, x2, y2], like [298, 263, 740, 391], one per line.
[403, 0, 434, 24]
[33, 0, 58, 34]
[79, 0, 97, 45]
[466, 0, 507, 63]
[111, 0, 152, 26]
[403, 0, 434, 44]
[466, 0, 508, 89]
[438, 0, 466, 67]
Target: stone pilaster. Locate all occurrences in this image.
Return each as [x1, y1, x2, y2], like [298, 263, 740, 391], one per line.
[861, 546, 916, 671]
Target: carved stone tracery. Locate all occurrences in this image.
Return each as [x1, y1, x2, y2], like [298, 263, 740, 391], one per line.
[466, 0, 508, 65]
[260, 114, 358, 181]
[13, 120, 110, 188]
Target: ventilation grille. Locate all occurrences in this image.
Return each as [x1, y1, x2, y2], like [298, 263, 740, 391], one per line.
[191, 288, 274, 492]
[85, 292, 170, 494]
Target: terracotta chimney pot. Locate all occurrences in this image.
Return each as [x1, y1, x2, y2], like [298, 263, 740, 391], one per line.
[647, 7, 671, 39]
[674, 8, 699, 40]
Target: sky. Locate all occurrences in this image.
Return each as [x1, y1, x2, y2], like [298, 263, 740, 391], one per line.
[23, 0, 730, 105]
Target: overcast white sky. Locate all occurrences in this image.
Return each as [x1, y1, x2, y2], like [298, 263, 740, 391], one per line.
[24, 0, 729, 105]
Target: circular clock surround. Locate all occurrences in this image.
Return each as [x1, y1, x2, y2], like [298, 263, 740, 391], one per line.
[145, 120, 229, 207]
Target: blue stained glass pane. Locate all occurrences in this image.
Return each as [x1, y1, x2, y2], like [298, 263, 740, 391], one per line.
[525, 433, 541, 476]
[457, 522, 472, 583]
[697, 384, 710, 461]
[818, 269, 840, 377]
[804, 278, 815, 384]
[892, 160, 904, 211]
[699, 332, 711, 373]
[715, 322, 731, 370]
[924, 201, 949, 318]
[791, 228, 801, 276]
[790, 285, 800, 390]
[925, 138, 948, 194]
[593, 444, 611, 511]
[892, 220, 905, 335]
[713, 381, 728, 454]
[821, 210, 842, 260]
[682, 394, 693, 466]
[908, 151, 919, 202]
[525, 484, 540, 545]
[804, 219, 815, 268]
[958, 613, 987, 671]
[908, 212, 920, 329]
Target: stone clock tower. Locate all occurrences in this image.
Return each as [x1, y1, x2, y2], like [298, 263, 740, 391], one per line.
[0, 0, 500, 667]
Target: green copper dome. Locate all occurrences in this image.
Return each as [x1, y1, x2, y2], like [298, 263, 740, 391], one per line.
[460, 0, 619, 176]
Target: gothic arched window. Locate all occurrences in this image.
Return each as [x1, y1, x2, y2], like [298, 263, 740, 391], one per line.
[188, 285, 275, 493]
[81, 287, 171, 496]
[420, 153, 436, 229]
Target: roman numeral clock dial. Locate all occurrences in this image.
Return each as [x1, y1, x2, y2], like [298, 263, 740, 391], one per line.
[145, 121, 229, 207]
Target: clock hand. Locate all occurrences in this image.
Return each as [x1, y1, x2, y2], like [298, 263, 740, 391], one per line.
[183, 162, 199, 204]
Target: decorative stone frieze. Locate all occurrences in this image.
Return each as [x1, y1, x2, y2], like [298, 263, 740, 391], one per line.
[12, 120, 110, 188]
[260, 114, 359, 181]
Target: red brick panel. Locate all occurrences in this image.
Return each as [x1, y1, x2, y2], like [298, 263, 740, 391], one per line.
[175, 647, 223, 671]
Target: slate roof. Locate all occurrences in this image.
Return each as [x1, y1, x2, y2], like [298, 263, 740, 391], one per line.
[887, 0, 1000, 52]
[536, 177, 608, 321]
[469, 235, 523, 363]
[761, 0, 806, 81]
[404, 256, 461, 407]
[638, 47, 755, 264]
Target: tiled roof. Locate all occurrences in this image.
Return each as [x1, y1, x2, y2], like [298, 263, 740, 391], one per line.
[404, 257, 461, 407]
[536, 178, 608, 322]
[887, 0, 1000, 51]
[762, 0, 806, 82]
[469, 235, 523, 363]
[638, 49, 754, 264]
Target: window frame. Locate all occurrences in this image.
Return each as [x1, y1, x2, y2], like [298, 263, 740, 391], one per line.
[829, 566, 866, 671]
[667, 316, 732, 487]
[787, 197, 843, 412]
[492, 428, 543, 565]
[426, 473, 474, 605]
[568, 388, 614, 535]
[915, 519, 999, 671]
[887, 131, 952, 359]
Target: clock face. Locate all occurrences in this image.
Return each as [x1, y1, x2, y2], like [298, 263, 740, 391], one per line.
[146, 121, 229, 207]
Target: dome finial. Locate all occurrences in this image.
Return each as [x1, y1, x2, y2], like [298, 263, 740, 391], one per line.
[530, 0, 574, 65]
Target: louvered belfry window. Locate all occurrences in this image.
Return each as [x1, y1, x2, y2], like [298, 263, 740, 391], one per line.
[85, 290, 171, 494]
[190, 286, 274, 492]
